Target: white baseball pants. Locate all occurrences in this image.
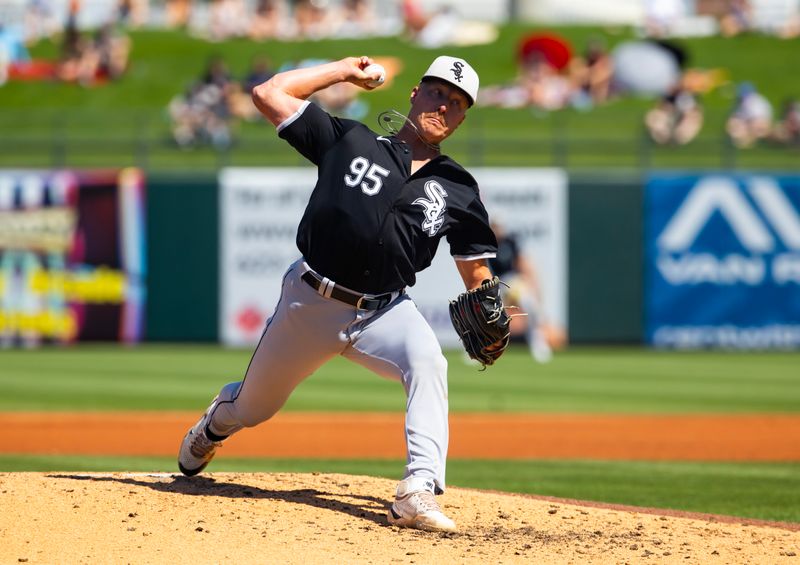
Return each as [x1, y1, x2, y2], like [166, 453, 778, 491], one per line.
[206, 259, 450, 492]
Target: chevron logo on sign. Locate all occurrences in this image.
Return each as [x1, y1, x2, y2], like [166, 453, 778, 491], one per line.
[656, 177, 800, 285]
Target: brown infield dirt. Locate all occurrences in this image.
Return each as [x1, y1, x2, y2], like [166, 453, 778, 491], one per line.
[1, 412, 799, 564]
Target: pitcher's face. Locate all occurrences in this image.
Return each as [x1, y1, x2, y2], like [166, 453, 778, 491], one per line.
[407, 79, 469, 145]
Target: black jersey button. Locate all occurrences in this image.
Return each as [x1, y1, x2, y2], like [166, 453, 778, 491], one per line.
[378, 239, 384, 246]
[363, 270, 371, 276]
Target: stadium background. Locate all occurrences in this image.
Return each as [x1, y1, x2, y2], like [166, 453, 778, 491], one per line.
[1, 0, 799, 531]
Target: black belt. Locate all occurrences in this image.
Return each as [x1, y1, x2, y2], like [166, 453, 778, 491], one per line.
[301, 271, 398, 311]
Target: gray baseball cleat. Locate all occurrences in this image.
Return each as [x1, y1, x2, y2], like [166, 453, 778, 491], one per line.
[387, 477, 457, 532]
[178, 405, 224, 477]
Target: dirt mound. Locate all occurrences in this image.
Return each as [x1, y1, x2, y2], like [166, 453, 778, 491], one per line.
[0, 472, 797, 564]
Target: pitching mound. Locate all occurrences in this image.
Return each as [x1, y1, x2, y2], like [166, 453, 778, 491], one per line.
[1, 472, 797, 564]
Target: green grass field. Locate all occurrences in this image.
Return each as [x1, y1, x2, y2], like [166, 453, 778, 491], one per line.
[1, 344, 799, 522]
[1, 344, 799, 413]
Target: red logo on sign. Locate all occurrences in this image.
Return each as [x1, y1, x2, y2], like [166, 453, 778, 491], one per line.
[235, 306, 264, 334]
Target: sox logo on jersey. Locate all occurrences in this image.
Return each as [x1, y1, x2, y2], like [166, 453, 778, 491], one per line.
[413, 180, 448, 236]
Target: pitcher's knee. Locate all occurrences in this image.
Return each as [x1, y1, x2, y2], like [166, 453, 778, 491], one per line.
[218, 381, 241, 403]
[406, 347, 448, 388]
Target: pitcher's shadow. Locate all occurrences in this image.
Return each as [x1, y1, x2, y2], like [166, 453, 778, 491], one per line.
[49, 473, 390, 526]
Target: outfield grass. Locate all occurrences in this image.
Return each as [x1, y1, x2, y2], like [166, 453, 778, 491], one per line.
[2, 455, 798, 523]
[1, 344, 798, 413]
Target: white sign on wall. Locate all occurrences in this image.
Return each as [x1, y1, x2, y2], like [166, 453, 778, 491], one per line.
[220, 167, 568, 348]
[219, 168, 315, 346]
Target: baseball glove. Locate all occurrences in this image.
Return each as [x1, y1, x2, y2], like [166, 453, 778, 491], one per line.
[449, 277, 511, 368]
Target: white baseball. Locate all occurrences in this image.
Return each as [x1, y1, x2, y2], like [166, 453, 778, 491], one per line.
[364, 63, 386, 88]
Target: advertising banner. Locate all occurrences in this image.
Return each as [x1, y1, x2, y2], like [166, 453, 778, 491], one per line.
[219, 167, 568, 348]
[219, 168, 315, 346]
[0, 169, 146, 345]
[645, 174, 800, 349]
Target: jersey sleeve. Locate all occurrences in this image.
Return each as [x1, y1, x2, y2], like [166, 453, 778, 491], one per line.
[277, 101, 358, 165]
[447, 192, 498, 260]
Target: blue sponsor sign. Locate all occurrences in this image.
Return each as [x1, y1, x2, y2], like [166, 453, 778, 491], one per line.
[645, 174, 800, 349]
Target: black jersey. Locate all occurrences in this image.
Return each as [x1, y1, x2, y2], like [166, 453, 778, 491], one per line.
[278, 101, 497, 294]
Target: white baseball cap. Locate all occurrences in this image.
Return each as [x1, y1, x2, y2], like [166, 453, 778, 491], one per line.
[422, 56, 479, 106]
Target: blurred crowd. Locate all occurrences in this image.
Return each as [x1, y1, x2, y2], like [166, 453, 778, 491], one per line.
[167, 55, 269, 148]
[643, 0, 800, 40]
[478, 35, 616, 112]
[160, 0, 498, 46]
[478, 30, 799, 150]
[167, 55, 400, 148]
[1, 0, 496, 87]
[2, 0, 798, 150]
[187, 0, 398, 42]
[116, 0, 498, 46]
[0, 0, 132, 86]
[56, 0, 130, 84]
[644, 77, 800, 149]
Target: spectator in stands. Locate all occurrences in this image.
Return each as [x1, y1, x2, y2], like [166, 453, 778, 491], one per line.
[522, 52, 573, 111]
[116, 0, 149, 28]
[55, 0, 100, 85]
[165, 0, 192, 28]
[209, 0, 248, 40]
[642, 0, 687, 37]
[771, 98, 800, 145]
[0, 23, 30, 66]
[168, 84, 199, 148]
[336, 0, 377, 38]
[231, 55, 276, 121]
[479, 50, 572, 111]
[56, 0, 82, 75]
[56, 17, 131, 86]
[726, 81, 773, 148]
[719, 0, 755, 37]
[292, 0, 335, 39]
[400, 0, 462, 48]
[24, 0, 60, 42]
[249, 0, 286, 40]
[401, 0, 427, 37]
[168, 79, 232, 148]
[202, 55, 232, 88]
[0, 28, 8, 86]
[168, 56, 238, 148]
[242, 55, 275, 93]
[645, 83, 704, 145]
[93, 23, 131, 80]
[568, 37, 614, 108]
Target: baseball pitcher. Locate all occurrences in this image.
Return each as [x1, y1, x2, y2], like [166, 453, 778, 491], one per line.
[178, 55, 510, 532]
